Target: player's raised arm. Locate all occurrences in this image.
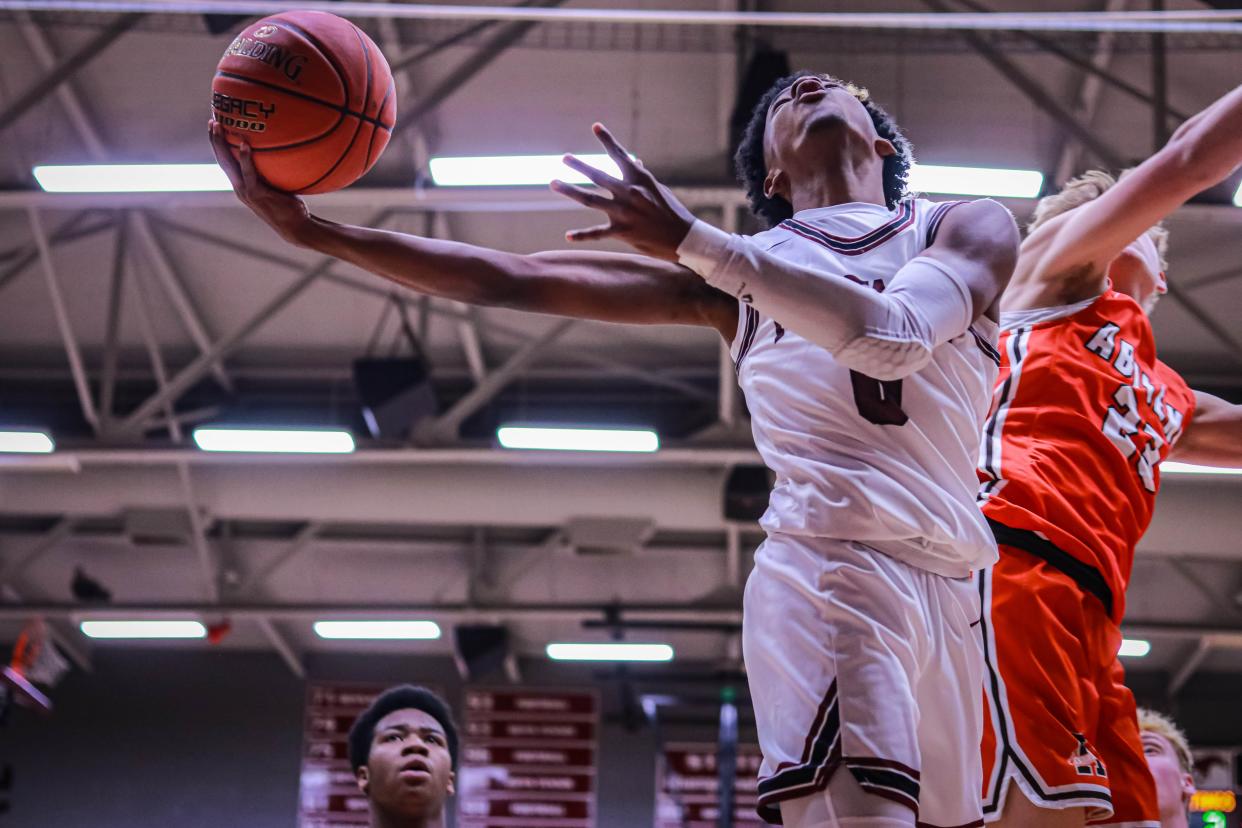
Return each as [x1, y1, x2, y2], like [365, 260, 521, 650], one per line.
[208, 123, 737, 337]
[1170, 391, 1242, 467]
[1009, 82, 1242, 308]
[553, 124, 1018, 381]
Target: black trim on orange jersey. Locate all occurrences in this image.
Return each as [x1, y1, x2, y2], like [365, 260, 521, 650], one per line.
[978, 567, 1115, 819]
[987, 518, 1114, 617]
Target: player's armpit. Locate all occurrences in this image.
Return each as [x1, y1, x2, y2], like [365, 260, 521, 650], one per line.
[1169, 390, 1242, 467]
[920, 198, 1020, 323]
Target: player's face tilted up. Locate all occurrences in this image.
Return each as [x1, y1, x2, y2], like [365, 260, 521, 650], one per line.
[555, 73, 1017, 828]
[349, 686, 458, 828]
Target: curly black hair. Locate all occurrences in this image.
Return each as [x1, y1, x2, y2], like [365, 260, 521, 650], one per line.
[348, 684, 459, 772]
[733, 71, 914, 228]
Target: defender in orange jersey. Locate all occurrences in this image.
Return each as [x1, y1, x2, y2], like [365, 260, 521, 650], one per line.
[978, 81, 1242, 828]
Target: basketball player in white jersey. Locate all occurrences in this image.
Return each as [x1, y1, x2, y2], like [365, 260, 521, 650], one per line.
[211, 71, 1019, 827]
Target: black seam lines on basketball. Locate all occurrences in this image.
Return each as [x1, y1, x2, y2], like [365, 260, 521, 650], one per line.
[215, 70, 392, 132]
[271, 14, 391, 132]
[298, 24, 373, 193]
[364, 78, 394, 171]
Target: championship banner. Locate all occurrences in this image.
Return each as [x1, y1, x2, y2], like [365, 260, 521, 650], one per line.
[458, 688, 599, 828]
[298, 681, 440, 828]
[655, 742, 764, 828]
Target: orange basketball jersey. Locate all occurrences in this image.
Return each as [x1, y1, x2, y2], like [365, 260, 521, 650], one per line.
[978, 289, 1196, 622]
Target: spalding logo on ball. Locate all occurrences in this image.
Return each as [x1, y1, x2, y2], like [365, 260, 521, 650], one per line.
[211, 11, 396, 194]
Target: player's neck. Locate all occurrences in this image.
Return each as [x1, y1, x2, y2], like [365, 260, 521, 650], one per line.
[1165, 810, 1189, 828]
[786, 166, 887, 215]
[369, 807, 444, 828]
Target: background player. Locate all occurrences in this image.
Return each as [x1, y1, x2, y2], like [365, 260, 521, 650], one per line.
[976, 81, 1242, 828]
[212, 68, 1018, 827]
[348, 684, 458, 828]
[1138, 709, 1196, 828]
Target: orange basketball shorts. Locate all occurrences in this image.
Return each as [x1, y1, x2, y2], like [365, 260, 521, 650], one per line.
[977, 543, 1159, 827]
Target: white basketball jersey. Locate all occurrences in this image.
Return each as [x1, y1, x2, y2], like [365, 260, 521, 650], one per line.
[733, 199, 1000, 576]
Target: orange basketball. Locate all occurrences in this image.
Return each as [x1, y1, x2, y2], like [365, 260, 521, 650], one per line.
[211, 11, 396, 194]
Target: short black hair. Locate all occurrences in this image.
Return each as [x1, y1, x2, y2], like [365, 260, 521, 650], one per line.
[348, 684, 459, 772]
[733, 71, 914, 228]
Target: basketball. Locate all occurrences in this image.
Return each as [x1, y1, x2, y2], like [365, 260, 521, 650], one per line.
[211, 11, 395, 194]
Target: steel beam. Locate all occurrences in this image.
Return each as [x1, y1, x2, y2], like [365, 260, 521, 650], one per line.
[921, 0, 1125, 170]
[5, 3, 1242, 32]
[98, 217, 127, 427]
[1166, 283, 1242, 368]
[416, 318, 576, 444]
[1054, 0, 1129, 184]
[28, 207, 100, 431]
[0, 518, 75, 588]
[1151, 0, 1169, 150]
[129, 212, 233, 392]
[947, 0, 1190, 126]
[15, 11, 108, 156]
[0, 186, 748, 212]
[0, 600, 745, 624]
[233, 523, 320, 598]
[255, 616, 305, 678]
[0, 13, 142, 135]
[16, 13, 233, 394]
[1168, 636, 1213, 696]
[130, 258, 220, 601]
[392, 0, 569, 137]
[0, 212, 111, 295]
[116, 209, 395, 434]
[138, 215, 719, 401]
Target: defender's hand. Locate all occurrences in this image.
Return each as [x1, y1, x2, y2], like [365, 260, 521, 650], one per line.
[551, 123, 697, 262]
[209, 121, 311, 245]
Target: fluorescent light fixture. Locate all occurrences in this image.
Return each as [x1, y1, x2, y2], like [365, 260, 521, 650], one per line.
[1162, 461, 1242, 476]
[546, 642, 674, 662]
[80, 619, 206, 639]
[192, 427, 355, 454]
[33, 164, 231, 193]
[1118, 638, 1151, 658]
[909, 163, 1044, 198]
[497, 426, 658, 453]
[0, 430, 54, 453]
[313, 620, 442, 640]
[429, 153, 623, 187]
[1234, 181, 1242, 207]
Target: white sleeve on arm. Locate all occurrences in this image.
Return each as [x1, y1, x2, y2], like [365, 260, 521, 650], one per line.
[677, 219, 974, 380]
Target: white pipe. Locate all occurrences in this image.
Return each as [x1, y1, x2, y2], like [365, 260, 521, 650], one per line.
[2, 2, 1242, 33]
[0, 446, 764, 468]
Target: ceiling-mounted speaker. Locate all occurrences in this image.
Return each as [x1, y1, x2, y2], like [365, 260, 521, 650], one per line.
[723, 465, 772, 522]
[729, 48, 792, 159]
[352, 357, 438, 441]
[453, 625, 510, 682]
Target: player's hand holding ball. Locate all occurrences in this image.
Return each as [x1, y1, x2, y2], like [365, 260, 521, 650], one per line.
[210, 122, 312, 245]
[209, 10, 396, 242]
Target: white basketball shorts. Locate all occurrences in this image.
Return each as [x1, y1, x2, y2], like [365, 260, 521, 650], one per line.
[743, 533, 985, 827]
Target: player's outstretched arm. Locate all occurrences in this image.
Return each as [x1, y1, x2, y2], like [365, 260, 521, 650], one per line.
[208, 123, 736, 337]
[1170, 391, 1242, 467]
[1009, 82, 1242, 309]
[553, 124, 1018, 380]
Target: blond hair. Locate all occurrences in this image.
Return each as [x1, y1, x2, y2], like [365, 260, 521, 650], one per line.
[1029, 169, 1169, 271]
[1138, 708, 1194, 775]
